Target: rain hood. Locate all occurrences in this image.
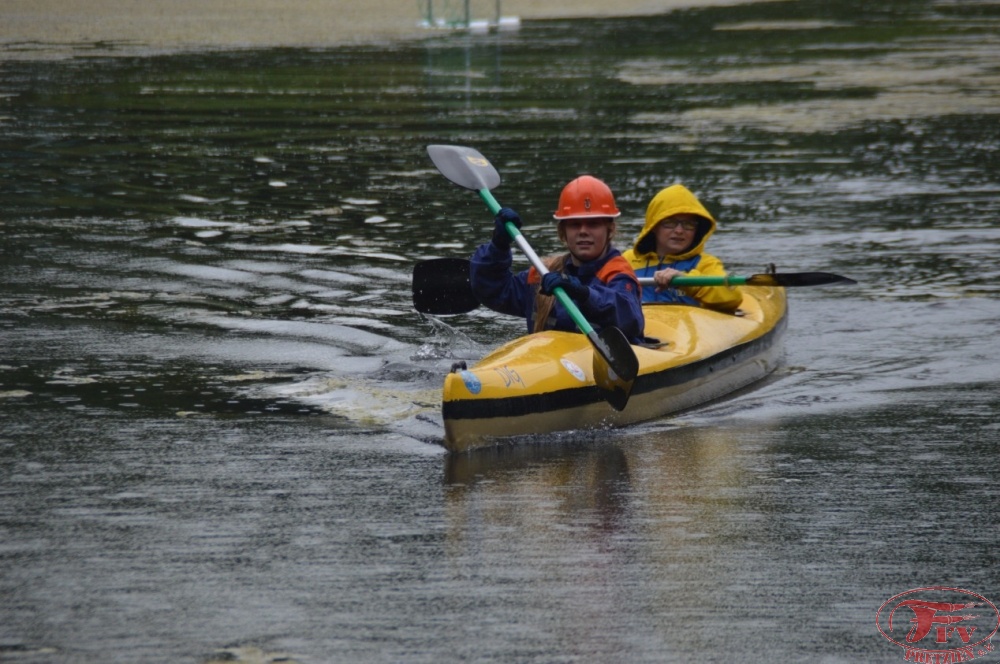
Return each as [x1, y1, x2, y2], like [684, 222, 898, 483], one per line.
[630, 184, 716, 261]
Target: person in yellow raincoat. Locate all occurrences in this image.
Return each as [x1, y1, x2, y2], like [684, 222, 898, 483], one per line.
[622, 183, 743, 312]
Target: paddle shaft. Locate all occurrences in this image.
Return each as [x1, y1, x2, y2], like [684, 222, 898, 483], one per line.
[640, 275, 745, 287]
[643, 272, 855, 288]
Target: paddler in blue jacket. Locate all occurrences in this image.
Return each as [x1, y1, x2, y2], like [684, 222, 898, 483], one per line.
[470, 175, 645, 344]
[623, 183, 743, 312]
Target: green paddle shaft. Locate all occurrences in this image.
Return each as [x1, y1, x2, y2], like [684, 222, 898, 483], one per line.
[640, 271, 856, 288]
[641, 275, 744, 287]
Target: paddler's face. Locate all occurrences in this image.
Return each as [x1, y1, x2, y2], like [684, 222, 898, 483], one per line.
[654, 214, 699, 257]
[560, 218, 614, 263]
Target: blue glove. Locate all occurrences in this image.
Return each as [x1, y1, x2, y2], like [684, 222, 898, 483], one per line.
[492, 207, 522, 250]
[540, 272, 589, 303]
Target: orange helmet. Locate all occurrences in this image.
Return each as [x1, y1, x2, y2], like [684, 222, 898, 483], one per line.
[552, 175, 621, 220]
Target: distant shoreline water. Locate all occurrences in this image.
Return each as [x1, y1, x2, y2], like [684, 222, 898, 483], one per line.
[0, 0, 760, 60]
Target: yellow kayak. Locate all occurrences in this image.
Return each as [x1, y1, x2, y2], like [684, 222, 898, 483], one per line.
[441, 286, 787, 452]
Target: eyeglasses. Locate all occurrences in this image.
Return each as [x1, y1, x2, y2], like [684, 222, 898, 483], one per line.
[658, 218, 698, 232]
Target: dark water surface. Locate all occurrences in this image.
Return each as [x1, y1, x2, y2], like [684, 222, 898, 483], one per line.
[3, 1, 1000, 662]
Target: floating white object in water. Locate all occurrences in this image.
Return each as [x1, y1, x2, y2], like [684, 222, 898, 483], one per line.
[178, 194, 227, 204]
[269, 180, 288, 187]
[498, 16, 521, 31]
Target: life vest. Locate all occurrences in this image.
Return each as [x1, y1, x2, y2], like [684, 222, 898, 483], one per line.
[526, 253, 638, 331]
[526, 254, 635, 287]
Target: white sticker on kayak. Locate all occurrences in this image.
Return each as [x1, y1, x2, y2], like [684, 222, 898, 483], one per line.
[460, 370, 482, 395]
[560, 358, 586, 382]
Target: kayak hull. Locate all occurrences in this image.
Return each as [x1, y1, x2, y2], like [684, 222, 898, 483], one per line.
[442, 286, 787, 452]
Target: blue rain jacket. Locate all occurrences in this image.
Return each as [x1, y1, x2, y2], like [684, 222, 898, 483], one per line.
[470, 241, 645, 344]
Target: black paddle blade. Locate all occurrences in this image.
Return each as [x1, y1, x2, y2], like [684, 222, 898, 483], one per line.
[746, 272, 858, 287]
[589, 327, 638, 411]
[412, 258, 479, 315]
[427, 145, 501, 192]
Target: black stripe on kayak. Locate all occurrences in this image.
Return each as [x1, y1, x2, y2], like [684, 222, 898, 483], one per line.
[443, 311, 787, 422]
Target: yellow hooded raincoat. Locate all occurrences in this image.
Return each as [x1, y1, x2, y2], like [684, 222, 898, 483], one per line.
[623, 184, 743, 311]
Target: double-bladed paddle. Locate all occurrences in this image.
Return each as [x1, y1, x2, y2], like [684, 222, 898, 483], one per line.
[413, 257, 857, 315]
[423, 144, 639, 411]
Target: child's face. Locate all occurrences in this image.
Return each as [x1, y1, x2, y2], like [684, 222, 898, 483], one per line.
[561, 218, 614, 263]
[654, 214, 699, 256]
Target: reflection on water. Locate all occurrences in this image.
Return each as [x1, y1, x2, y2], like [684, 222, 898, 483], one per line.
[444, 427, 754, 562]
[441, 396, 1000, 660]
[2, 1, 1000, 661]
